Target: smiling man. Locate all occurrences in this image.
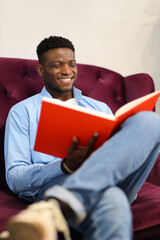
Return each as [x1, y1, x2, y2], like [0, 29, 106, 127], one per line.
[3, 36, 160, 240]
[37, 47, 78, 100]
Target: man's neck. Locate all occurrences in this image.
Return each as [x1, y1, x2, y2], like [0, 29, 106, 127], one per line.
[46, 87, 73, 101]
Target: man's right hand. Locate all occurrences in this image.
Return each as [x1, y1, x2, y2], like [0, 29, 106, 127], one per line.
[61, 133, 99, 173]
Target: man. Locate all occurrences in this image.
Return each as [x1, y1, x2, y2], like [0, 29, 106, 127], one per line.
[2, 36, 160, 240]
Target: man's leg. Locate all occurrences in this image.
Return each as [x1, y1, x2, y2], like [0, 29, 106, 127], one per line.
[45, 111, 160, 213]
[118, 144, 160, 204]
[73, 187, 132, 240]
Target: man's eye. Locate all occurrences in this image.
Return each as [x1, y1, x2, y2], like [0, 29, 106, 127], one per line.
[51, 65, 60, 68]
[70, 63, 76, 67]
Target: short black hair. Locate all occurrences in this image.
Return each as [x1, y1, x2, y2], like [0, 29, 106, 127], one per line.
[36, 36, 75, 63]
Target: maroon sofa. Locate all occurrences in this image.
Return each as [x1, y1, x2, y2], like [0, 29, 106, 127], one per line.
[0, 57, 160, 239]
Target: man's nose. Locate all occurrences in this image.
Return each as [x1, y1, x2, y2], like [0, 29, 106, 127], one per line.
[61, 65, 72, 75]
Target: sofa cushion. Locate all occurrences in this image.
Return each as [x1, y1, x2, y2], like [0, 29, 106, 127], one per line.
[0, 190, 29, 232]
[88, 70, 126, 114]
[75, 64, 126, 114]
[147, 154, 160, 186]
[132, 182, 160, 239]
[124, 73, 155, 103]
[75, 64, 102, 96]
[0, 58, 44, 190]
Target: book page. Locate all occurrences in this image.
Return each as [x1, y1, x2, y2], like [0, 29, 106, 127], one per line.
[115, 91, 160, 117]
[43, 97, 115, 121]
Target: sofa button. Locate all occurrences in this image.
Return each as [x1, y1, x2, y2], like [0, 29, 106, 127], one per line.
[7, 92, 11, 97]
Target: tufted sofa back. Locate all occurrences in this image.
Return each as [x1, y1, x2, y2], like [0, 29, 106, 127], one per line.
[0, 57, 155, 190]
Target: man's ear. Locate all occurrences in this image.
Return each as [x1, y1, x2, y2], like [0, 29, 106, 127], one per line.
[37, 64, 44, 77]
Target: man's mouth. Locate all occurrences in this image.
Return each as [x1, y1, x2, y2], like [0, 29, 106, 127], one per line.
[59, 77, 73, 83]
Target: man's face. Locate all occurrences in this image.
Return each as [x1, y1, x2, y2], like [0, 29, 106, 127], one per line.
[38, 48, 78, 95]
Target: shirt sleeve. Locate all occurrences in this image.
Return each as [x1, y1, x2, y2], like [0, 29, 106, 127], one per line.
[4, 105, 64, 194]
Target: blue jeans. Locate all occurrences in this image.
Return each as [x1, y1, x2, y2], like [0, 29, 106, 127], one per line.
[44, 112, 160, 240]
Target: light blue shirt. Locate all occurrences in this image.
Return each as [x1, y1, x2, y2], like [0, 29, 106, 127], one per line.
[4, 87, 112, 199]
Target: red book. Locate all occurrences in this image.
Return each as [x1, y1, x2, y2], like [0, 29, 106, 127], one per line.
[34, 91, 160, 158]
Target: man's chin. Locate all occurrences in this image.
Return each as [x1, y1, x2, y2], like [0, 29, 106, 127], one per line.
[51, 87, 73, 94]
[59, 87, 73, 93]
[45, 81, 76, 94]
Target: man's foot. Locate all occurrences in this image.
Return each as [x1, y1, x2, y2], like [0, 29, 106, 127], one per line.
[0, 231, 9, 239]
[0, 199, 71, 240]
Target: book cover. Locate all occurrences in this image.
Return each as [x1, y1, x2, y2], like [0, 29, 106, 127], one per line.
[34, 91, 160, 158]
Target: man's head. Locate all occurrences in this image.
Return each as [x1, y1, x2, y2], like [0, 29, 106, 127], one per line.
[36, 36, 75, 64]
[36, 36, 77, 100]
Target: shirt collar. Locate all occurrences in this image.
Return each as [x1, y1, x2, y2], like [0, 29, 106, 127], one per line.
[40, 87, 53, 98]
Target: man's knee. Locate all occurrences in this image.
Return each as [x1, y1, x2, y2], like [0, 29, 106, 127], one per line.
[137, 111, 160, 126]
[125, 111, 160, 137]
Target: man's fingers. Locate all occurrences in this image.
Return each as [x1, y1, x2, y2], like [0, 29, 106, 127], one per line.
[85, 132, 99, 152]
[68, 133, 99, 157]
[68, 136, 79, 154]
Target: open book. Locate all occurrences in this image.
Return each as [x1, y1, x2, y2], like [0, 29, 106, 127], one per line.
[34, 91, 160, 158]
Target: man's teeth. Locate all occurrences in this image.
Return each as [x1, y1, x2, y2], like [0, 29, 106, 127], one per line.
[59, 78, 71, 82]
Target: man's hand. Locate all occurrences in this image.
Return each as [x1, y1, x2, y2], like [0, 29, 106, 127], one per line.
[62, 133, 99, 172]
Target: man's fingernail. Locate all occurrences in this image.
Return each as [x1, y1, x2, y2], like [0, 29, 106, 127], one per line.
[94, 132, 99, 137]
[73, 136, 77, 141]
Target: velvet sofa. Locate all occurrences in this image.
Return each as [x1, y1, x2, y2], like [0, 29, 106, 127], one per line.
[0, 57, 160, 240]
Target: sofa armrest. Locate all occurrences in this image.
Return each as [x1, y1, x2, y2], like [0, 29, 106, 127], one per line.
[146, 153, 160, 186]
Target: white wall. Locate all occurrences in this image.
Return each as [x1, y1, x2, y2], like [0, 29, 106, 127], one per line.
[1, 0, 160, 111]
